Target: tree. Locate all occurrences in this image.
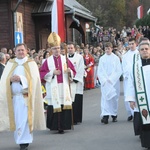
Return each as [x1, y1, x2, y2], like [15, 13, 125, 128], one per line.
[76, 0, 109, 26]
[93, 5, 109, 26]
[142, 0, 150, 15]
[107, 0, 126, 29]
[76, 0, 150, 29]
[135, 14, 150, 27]
[125, 0, 140, 27]
[76, 0, 89, 9]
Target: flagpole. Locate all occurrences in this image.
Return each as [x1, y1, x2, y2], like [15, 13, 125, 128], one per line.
[51, 0, 66, 42]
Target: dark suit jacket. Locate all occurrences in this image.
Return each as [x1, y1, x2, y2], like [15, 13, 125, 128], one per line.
[0, 63, 5, 79]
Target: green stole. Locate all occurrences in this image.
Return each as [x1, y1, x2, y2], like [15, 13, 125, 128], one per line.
[133, 54, 150, 124]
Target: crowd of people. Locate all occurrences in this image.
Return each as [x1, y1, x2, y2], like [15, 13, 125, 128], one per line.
[0, 25, 150, 150]
[1, 25, 150, 89]
[89, 25, 150, 46]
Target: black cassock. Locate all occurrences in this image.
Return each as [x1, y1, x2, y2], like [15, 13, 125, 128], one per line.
[73, 94, 83, 124]
[47, 105, 72, 131]
[134, 112, 150, 148]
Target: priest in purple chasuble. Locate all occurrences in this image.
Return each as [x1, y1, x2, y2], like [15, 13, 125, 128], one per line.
[40, 32, 76, 134]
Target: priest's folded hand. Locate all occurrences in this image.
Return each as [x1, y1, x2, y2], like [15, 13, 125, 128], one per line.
[130, 101, 136, 110]
[66, 68, 71, 73]
[53, 69, 61, 75]
[10, 75, 21, 82]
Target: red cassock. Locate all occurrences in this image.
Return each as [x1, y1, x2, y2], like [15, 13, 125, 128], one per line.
[84, 54, 95, 89]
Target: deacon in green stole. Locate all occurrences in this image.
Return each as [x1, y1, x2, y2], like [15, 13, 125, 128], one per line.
[126, 42, 150, 149]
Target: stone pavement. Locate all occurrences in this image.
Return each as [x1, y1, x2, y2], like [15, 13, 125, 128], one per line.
[0, 82, 144, 150]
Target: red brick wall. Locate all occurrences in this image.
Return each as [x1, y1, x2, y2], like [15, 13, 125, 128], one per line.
[12, 0, 36, 49]
[0, 0, 12, 49]
[66, 15, 73, 42]
[65, 15, 86, 44]
[0, 0, 89, 50]
[0, 0, 36, 49]
[80, 18, 86, 44]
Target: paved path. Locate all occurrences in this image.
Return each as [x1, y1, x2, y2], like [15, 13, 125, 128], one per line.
[0, 82, 144, 150]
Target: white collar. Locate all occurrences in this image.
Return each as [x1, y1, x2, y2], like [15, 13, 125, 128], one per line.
[15, 56, 28, 65]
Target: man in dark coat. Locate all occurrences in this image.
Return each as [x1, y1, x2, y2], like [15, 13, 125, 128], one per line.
[0, 52, 6, 79]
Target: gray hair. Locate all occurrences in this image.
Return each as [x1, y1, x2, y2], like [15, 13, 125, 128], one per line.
[0, 52, 6, 62]
[139, 42, 150, 50]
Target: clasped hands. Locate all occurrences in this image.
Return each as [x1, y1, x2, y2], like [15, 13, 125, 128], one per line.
[53, 68, 71, 75]
[130, 101, 136, 110]
[10, 75, 21, 82]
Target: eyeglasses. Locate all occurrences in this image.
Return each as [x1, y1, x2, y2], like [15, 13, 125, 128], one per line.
[140, 48, 149, 51]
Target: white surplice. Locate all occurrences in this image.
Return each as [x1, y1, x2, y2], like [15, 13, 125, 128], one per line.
[68, 53, 84, 101]
[44, 55, 74, 109]
[97, 53, 122, 117]
[122, 49, 139, 116]
[12, 57, 33, 144]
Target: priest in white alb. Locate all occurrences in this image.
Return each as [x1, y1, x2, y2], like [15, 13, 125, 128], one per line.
[126, 42, 150, 149]
[97, 42, 122, 124]
[0, 43, 46, 150]
[122, 38, 139, 121]
[67, 42, 84, 124]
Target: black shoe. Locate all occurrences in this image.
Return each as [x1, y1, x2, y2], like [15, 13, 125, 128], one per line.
[127, 115, 133, 121]
[112, 116, 117, 122]
[101, 116, 109, 124]
[74, 122, 77, 125]
[101, 118, 104, 123]
[58, 130, 64, 134]
[20, 144, 29, 150]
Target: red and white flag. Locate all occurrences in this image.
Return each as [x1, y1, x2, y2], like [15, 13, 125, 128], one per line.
[51, 0, 66, 42]
[137, 5, 143, 19]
